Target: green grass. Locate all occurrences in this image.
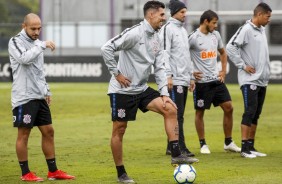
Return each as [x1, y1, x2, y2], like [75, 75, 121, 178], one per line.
[0, 83, 282, 184]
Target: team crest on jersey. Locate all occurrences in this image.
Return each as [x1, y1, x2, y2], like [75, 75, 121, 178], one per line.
[177, 86, 183, 94]
[23, 114, 31, 124]
[250, 85, 257, 90]
[211, 35, 217, 46]
[117, 109, 126, 118]
[197, 99, 204, 107]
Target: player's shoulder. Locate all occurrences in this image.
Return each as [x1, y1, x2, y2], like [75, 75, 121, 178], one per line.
[188, 29, 198, 39]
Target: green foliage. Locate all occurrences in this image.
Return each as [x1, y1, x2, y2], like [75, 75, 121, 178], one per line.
[0, 0, 39, 54]
[0, 83, 282, 184]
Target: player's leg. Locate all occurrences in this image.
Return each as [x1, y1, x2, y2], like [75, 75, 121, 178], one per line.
[214, 82, 240, 152]
[248, 86, 267, 156]
[13, 101, 44, 181]
[109, 93, 136, 183]
[37, 100, 75, 180]
[240, 85, 258, 158]
[145, 94, 199, 164]
[111, 121, 128, 166]
[172, 86, 194, 156]
[193, 82, 212, 154]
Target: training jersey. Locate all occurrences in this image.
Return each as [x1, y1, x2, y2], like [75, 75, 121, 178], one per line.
[188, 29, 223, 83]
[159, 17, 193, 87]
[101, 19, 168, 96]
[226, 20, 270, 87]
[8, 29, 51, 109]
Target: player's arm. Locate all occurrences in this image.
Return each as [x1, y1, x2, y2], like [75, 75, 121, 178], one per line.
[159, 25, 173, 91]
[226, 28, 255, 74]
[8, 38, 49, 65]
[188, 34, 203, 81]
[218, 48, 227, 82]
[101, 31, 137, 87]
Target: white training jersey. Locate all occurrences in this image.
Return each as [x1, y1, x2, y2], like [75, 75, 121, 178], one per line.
[188, 29, 224, 83]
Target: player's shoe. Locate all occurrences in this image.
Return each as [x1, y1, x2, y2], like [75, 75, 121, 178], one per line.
[21, 172, 44, 182]
[241, 150, 256, 158]
[250, 147, 267, 157]
[200, 145, 211, 154]
[181, 148, 195, 157]
[47, 170, 75, 180]
[117, 173, 135, 183]
[224, 141, 241, 152]
[171, 154, 199, 166]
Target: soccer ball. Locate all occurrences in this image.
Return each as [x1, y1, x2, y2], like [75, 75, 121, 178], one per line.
[173, 164, 197, 184]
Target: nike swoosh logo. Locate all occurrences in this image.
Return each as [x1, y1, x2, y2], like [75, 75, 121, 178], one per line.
[139, 43, 144, 45]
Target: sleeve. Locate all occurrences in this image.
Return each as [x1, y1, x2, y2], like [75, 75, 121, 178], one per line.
[154, 47, 169, 97]
[159, 25, 173, 77]
[8, 37, 46, 65]
[101, 30, 138, 76]
[188, 35, 195, 80]
[226, 26, 249, 69]
[216, 31, 224, 49]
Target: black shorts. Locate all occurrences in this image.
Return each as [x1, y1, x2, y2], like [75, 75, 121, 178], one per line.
[109, 87, 160, 121]
[13, 100, 52, 128]
[241, 84, 266, 125]
[193, 81, 231, 110]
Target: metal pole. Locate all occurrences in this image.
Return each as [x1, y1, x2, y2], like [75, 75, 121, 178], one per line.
[110, 0, 114, 38]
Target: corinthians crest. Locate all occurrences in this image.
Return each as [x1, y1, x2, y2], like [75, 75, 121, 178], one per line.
[177, 86, 183, 94]
[117, 109, 126, 118]
[197, 99, 204, 108]
[23, 114, 31, 124]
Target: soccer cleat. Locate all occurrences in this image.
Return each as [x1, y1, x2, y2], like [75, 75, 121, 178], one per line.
[241, 151, 256, 158]
[224, 141, 241, 152]
[250, 148, 267, 157]
[117, 173, 135, 183]
[171, 154, 199, 166]
[181, 149, 195, 157]
[47, 170, 75, 180]
[21, 172, 44, 182]
[200, 145, 211, 154]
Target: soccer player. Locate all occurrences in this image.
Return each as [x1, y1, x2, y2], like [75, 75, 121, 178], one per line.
[226, 3, 272, 158]
[159, 0, 195, 157]
[8, 13, 75, 182]
[101, 1, 198, 183]
[188, 10, 241, 154]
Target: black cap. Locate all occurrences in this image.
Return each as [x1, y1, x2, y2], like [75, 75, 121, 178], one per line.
[169, 0, 187, 16]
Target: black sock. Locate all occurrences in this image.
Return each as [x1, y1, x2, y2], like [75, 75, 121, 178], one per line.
[225, 137, 232, 146]
[241, 140, 249, 152]
[116, 165, 126, 177]
[199, 139, 206, 148]
[248, 139, 254, 149]
[169, 140, 181, 157]
[19, 161, 30, 176]
[46, 158, 58, 172]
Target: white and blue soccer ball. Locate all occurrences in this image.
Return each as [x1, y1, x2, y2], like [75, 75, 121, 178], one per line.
[173, 164, 197, 184]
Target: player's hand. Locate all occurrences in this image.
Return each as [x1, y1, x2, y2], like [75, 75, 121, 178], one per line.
[244, 65, 256, 74]
[167, 76, 173, 91]
[161, 95, 177, 109]
[218, 70, 226, 83]
[193, 71, 203, 80]
[115, 74, 131, 88]
[45, 95, 51, 106]
[189, 80, 195, 92]
[45, 40, 56, 51]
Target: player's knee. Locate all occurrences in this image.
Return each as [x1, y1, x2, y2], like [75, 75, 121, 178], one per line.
[241, 113, 254, 126]
[117, 126, 127, 135]
[162, 104, 177, 118]
[223, 103, 233, 114]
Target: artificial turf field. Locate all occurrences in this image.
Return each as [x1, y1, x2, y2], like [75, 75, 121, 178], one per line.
[0, 83, 282, 184]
